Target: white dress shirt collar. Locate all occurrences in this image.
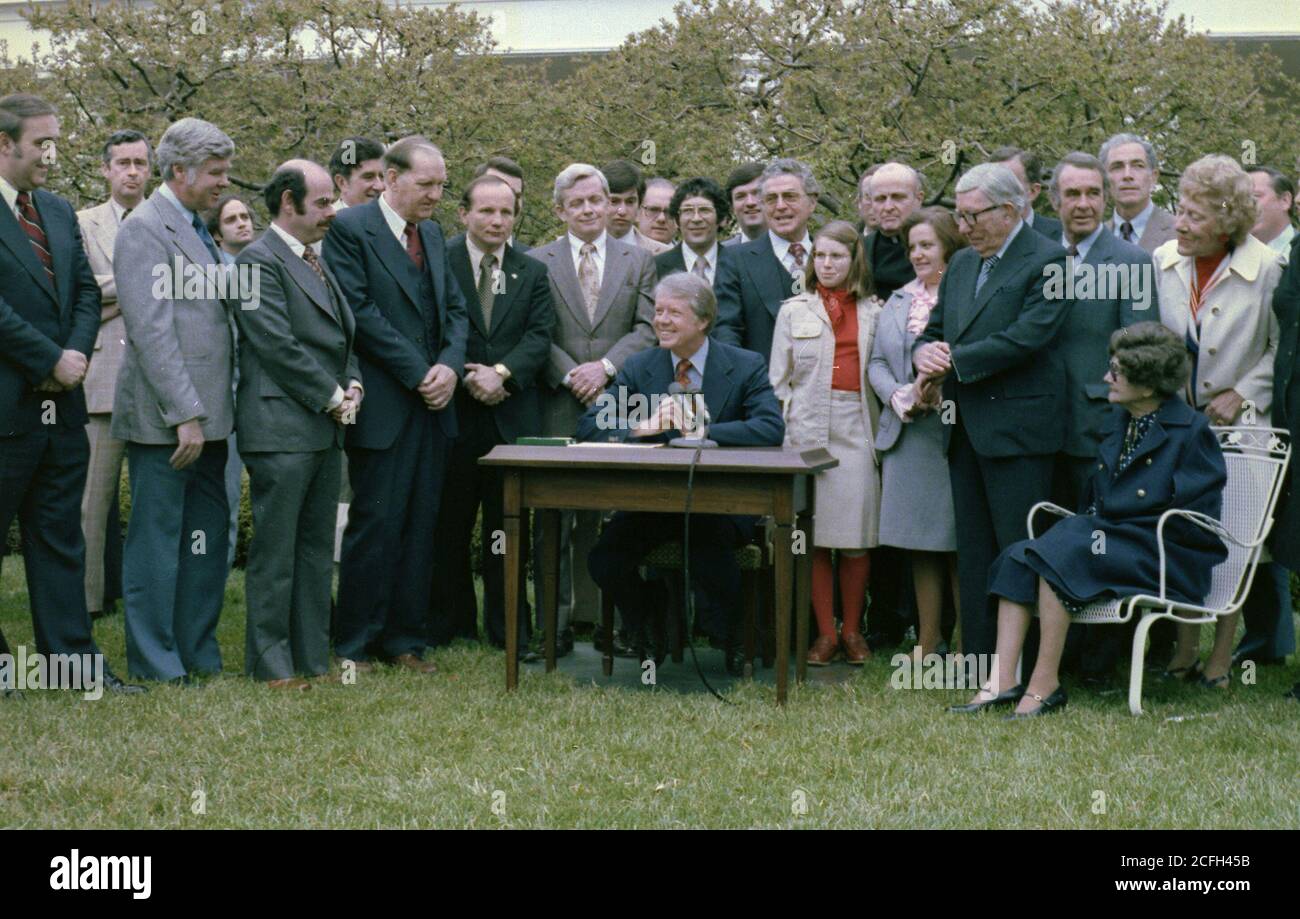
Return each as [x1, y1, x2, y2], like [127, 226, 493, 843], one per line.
[991, 220, 1024, 261]
[1063, 223, 1104, 261]
[466, 234, 506, 282]
[269, 220, 323, 259]
[378, 192, 410, 243]
[1112, 199, 1155, 241]
[1264, 223, 1296, 257]
[568, 230, 606, 275]
[109, 197, 133, 223]
[682, 241, 719, 282]
[769, 229, 812, 272]
[0, 175, 21, 217]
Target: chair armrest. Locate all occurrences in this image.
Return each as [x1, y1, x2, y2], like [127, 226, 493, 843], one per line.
[1027, 501, 1075, 539]
[1154, 508, 1270, 601]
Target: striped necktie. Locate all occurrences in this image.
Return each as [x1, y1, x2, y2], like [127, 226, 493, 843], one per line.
[15, 191, 55, 286]
[975, 254, 999, 295]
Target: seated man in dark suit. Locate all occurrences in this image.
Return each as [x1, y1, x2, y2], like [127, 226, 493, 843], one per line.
[914, 162, 1071, 660]
[430, 174, 552, 650]
[655, 176, 732, 286]
[991, 146, 1063, 241]
[577, 272, 784, 675]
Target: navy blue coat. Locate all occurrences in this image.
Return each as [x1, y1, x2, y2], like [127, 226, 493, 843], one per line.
[999, 396, 1228, 605]
[575, 339, 784, 447]
[712, 233, 794, 363]
[322, 199, 469, 451]
[0, 188, 101, 436]
[915, 223, 1071, 457]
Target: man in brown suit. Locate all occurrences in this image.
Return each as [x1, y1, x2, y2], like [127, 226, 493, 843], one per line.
[531, 163, 656, 651]
[77, 129, 150, 619]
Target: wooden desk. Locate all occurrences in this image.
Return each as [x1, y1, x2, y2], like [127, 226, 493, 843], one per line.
[481, 444, 837, 703]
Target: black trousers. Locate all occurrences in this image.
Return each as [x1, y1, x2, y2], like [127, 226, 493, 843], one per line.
[0, 426, 100, 657]
[948, 417, 1055, 659]
[336, 410, 449, 661]
[587, 513, 749, 644]
[429, 400, 528, 648]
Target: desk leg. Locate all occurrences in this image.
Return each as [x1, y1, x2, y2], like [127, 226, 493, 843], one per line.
[795, 502, 813, 685]
[503, 470, 522, 692]
[772, 519, 793, 705]
[540, 509, 561, 673]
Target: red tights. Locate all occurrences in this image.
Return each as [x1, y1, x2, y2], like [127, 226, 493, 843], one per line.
[812, 548, 870, 639]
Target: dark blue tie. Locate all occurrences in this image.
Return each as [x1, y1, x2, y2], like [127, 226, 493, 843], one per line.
[191, 211, 221, 264]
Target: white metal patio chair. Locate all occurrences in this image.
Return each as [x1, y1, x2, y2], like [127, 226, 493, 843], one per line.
[1025, 426, 1291, 715]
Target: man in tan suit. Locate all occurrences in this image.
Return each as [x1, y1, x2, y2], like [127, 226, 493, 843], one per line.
[532, 163, 656, 651]
[77, 129, 150, 618]
[602, 159, 671, 256]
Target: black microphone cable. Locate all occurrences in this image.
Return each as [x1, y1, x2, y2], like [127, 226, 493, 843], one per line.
[676, 395, 730, 704]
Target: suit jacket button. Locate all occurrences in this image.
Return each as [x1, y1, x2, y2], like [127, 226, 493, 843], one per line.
[1098, 464, 1104, 470]
[1137, 488, 1146, 498]
[1211, 307, 1220, 315]
[1146, 457, 1152, 465]
[1208, 347, 1217, 355]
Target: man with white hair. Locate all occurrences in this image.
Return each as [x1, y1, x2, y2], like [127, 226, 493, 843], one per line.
[913, 162, 1071, 664]
[530, 163, 656, 654]
[112, 116, 236, 683]
[714, 158, 819, 362]
[865, 161, 925, 299]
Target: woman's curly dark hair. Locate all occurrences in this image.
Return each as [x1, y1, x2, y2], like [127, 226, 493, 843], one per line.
[1109, 321, 1191, 398]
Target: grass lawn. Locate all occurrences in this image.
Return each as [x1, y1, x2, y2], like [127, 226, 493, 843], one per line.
[1, 563, 1297, 829]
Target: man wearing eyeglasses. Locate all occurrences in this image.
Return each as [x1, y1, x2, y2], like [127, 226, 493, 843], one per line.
[654, 177, 732, 286]
[638, 177, 678, 247]
[912, 162, 1071, 660]
[713, 158, 818, 363]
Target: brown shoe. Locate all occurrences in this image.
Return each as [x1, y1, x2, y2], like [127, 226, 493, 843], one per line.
[842, 631, 872, 665]
[266, 677, 312, 691]
[392, 653, 438, 674]
[806, 634, 840, 666]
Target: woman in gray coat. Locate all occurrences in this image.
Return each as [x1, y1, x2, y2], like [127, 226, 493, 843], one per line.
[869, 208, 965, 659]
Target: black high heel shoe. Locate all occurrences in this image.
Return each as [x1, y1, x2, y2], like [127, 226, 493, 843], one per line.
[947, 683, 1025, 713]
[1005, 686, 1068, 719]
[1160, 660, 1203, 683]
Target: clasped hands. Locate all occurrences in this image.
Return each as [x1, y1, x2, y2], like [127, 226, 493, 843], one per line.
[35, 349, 88, 392]
[464, 363, 508, 406]
[631, 393, 688, 438]
[907, 342, 951, 416]
[417, 364, 457, 411]
[329, 384, 364, 424]
[567, 360, 610, 406]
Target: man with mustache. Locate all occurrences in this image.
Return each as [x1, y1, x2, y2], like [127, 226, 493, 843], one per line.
[235, 160, 361, 689]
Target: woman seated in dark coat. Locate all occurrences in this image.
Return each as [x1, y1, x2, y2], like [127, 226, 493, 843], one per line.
[950, 322, 1229, 717]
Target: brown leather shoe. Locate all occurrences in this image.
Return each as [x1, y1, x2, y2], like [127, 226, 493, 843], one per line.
[806, 634, 840, 666]
[841, 631, 872, 665]
[266, 677, 312, 691]
[392, 653, 438, 674]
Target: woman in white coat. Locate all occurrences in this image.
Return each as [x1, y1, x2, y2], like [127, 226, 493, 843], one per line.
[1154, 153, 1287, 689]
[769, 220, 883, 666]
